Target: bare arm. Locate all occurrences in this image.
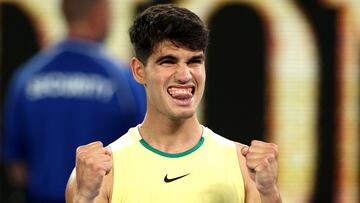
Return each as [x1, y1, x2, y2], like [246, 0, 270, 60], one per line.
[65, 142, 113, 203]
[236, 141, 281, 203]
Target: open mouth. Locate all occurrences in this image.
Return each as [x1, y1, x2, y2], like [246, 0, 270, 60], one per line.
[167, 86, 195, 101]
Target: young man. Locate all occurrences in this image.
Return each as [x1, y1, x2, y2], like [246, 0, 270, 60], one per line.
[66, 4, 281, 203]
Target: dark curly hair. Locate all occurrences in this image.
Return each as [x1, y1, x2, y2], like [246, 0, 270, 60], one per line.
[129, 4, 209, 64]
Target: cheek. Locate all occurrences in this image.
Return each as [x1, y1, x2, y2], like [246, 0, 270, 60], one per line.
[194, 70, 206, 84]
[149, 70, 171, 86]
[194, 71, 206, 96]
[146, 74, 166, 96]
[201, 72, 206, 84]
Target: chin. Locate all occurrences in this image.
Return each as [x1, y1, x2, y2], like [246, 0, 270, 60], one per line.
[170, 110, 196, 120]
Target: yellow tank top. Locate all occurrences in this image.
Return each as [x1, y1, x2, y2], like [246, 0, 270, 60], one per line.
[109, 126, 245, 203]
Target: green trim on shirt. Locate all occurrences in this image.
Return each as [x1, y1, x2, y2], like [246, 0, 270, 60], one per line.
[139, 136, 205, 158]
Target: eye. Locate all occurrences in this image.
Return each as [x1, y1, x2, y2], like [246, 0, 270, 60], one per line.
[188, 59, 202, 64]
[159, 59, 176, 65]
[187, 58, 204, 66]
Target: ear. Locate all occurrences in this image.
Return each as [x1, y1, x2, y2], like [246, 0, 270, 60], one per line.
[130, 57, 146, 85]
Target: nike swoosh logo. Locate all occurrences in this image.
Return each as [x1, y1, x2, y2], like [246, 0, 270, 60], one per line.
[164, 173, 190, 183]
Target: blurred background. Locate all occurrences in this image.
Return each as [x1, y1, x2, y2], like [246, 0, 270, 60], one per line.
[0, 0, 358, 202]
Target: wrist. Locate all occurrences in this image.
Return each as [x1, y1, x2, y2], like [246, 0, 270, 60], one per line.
[75, 186, 99, 203]
[74, 194, 95, 203]
[259, 185, 281, 203]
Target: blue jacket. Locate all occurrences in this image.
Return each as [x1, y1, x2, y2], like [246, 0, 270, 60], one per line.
[3, 39, 146, 201]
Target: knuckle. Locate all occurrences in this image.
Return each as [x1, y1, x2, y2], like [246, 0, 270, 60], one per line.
[273, 145, 279, 155]
[251, 140, 258, 146]
[101, 148, 108, 154]
[94, 141, 103, 147]
[76, 145, 85, 154]
[105, 147, 112, 155]
[269, 143, 279, 156]
[269, 142, 277, 149]
[77, 153, 86, 161]
[266, 153, 276, 161]
[86, 141, 103, 148]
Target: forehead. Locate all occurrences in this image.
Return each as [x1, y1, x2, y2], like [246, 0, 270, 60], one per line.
[150, 40, 204, 60]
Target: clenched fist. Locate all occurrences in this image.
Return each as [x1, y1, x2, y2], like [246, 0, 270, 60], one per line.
[75, 141, 113, 201]
[241, 140, 279, 195]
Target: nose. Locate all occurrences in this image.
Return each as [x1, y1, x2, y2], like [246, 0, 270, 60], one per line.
[174, 64, 192, 83]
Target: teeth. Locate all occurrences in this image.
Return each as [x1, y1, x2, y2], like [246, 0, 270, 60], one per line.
[168, 87, 193, 96]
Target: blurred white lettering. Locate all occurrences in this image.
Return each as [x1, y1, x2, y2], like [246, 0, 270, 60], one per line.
[26, 72, 115, 102]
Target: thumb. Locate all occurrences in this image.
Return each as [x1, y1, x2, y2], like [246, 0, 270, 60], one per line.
[241, 145, 249, 156]
[104, 147, 113, 175]
[104, 146, 112, 157]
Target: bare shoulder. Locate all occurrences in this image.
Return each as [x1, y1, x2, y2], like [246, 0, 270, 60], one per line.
[65, 166, 114, 203]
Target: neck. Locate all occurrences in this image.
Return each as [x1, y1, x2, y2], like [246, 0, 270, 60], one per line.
[139, 113, 202, 154]
[67, 23, 102, 42]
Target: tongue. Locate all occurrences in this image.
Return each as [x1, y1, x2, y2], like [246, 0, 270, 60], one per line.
[171, 91, 192, 99]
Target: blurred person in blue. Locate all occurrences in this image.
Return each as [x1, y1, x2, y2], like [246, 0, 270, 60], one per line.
[2, 0, 146, 202]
